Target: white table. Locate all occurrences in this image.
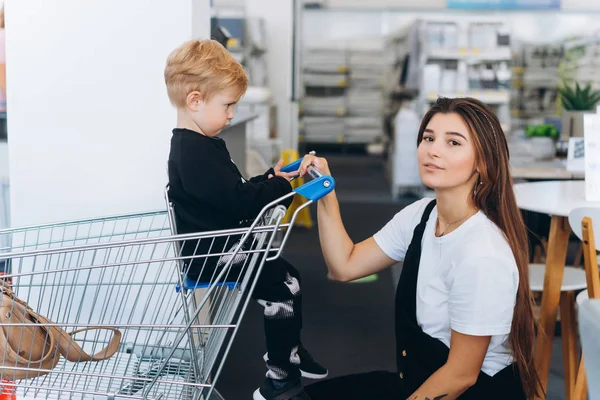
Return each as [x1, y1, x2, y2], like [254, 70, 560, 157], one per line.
[511, 159, 584, 180]
[514, 181, 600, 399]
[514, 181, 599, 216]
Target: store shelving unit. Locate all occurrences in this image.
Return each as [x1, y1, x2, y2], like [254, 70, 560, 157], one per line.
[511, 43, 563, 125]
[425, 90, 509, 103]
[403, 18, 513, 131]
[299, 39, 387, 148]
[561, 34, 600, 89]
[424, 46, 512, 62]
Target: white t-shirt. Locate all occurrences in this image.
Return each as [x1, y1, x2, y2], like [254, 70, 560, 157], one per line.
[373, 198, 518, 376]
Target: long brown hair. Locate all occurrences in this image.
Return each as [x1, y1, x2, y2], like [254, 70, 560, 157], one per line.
[417, 97, 541, 398]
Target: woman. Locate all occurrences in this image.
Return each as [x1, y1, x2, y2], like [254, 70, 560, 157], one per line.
[299, 97, 540, 400]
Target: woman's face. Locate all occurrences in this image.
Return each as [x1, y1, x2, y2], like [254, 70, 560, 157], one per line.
[417, 112, 478, 191]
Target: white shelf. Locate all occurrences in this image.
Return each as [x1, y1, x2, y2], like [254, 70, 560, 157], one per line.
[300, 134, 381, 145]
[313, 0, 445, 10]
[426, 90, 510, 104]
[425, 47, 512, 62]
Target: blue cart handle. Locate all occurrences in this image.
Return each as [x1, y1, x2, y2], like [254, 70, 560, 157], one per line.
[280, 158, 303, 174]
[280, 150, 316, 174]
[280, 153, 335, 201]
[294, 168, 335, 201]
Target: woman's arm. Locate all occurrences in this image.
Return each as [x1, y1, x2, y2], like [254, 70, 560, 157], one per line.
[299, 155, 397, 282]
[407, 331, 491, 400]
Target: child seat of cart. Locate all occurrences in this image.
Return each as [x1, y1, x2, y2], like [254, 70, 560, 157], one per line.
[175, 277, 238, 292]
[165, 185, 241, 294]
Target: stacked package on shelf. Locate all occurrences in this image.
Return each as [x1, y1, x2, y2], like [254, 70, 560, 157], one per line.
[303, 47, 347, 75]
[347, 89, 384, 115]
[303, 72, 347, 88]
[346, 89, 384, 143]
[345, 117, 383, 144]
[300, 39, 387, 146]
[301, 45, 349, 143]
[302, 116, 346, 143]
[348, 45, 385, 89]
[302, 95, 346, 116]
[345, 40, 385, 144]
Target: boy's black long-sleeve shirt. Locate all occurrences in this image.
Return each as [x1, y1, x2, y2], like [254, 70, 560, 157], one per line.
[168, 128, 293, 237]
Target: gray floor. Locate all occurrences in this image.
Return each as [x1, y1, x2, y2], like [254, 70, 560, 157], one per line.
[217, 154, 571, 399]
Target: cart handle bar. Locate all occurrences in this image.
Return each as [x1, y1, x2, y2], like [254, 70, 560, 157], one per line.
[281, 157, 335, 202]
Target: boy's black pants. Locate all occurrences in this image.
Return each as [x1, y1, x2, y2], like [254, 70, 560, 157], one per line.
[251, 257, 303, 381]
[187, 249, 304, 382]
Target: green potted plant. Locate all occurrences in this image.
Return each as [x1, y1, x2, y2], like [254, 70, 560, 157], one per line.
[525, 124, 560, 160]
[558, 81, 600, 140]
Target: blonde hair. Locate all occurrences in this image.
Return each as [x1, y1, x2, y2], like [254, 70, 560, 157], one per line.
[164, 40, 248, 108]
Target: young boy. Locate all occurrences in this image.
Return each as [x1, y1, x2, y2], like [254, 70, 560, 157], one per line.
[164, 39, 327, 400]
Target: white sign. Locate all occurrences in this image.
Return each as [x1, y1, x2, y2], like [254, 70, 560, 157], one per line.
[583, 114, 600, 202]
[567, 137, 586, 173]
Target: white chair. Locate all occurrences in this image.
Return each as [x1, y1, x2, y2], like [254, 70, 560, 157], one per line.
[528, 264, 587, 293]
[578, 299, 600, 400]
[569, 207, 600, 307]
[568, 207, 600, 400]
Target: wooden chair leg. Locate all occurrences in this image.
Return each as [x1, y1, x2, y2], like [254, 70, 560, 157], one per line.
[572, 357, 588, 400]
[533, 238, 549, 264]
[541, 237, 548, 263]
[533, 244, 543, 264]
[534, 217, 571, 400]
[560, 292, 578, 400]
[573, 242, 583, 268]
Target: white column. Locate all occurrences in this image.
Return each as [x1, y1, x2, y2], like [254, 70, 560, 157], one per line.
[246, 0, 298, 150]
[5, 0, 210, 226]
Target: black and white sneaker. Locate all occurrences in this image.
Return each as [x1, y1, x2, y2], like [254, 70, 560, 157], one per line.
[264, 345, 329, 380]
[253, 378, 311, 400]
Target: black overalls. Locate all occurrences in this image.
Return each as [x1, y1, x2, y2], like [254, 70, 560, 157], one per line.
[306, 200, 526, 399]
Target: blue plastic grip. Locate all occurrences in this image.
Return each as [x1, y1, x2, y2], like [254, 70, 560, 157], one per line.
[294, 175, 336, 201]
[280, 158, 303, 174]
[176, 278, 238, 292]
[280, 157, 335, 200]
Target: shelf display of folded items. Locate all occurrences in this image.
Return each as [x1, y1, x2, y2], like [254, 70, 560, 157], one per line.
[302, 95, 347, 116]
[344, 129, 382, 144]
[347, 89, 384, 116]
[303, 48, 347, 74]
[303, 116, 345, 136]
[303, 72, 348, 88]
[349, 51, 385, 70]
[349, 69, 385, 89]
[345, 116, 383, 143]
[302, 117, 346, 143]
[346, 116, 383, 130]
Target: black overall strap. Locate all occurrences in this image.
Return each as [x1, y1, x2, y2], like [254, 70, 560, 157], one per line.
[396, 199, 436, 324]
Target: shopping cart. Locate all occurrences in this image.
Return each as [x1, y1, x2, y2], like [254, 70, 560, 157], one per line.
[0, 162, 334, 399]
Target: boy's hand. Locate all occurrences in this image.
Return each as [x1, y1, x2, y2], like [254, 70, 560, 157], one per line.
[268, 159, 299, 181]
